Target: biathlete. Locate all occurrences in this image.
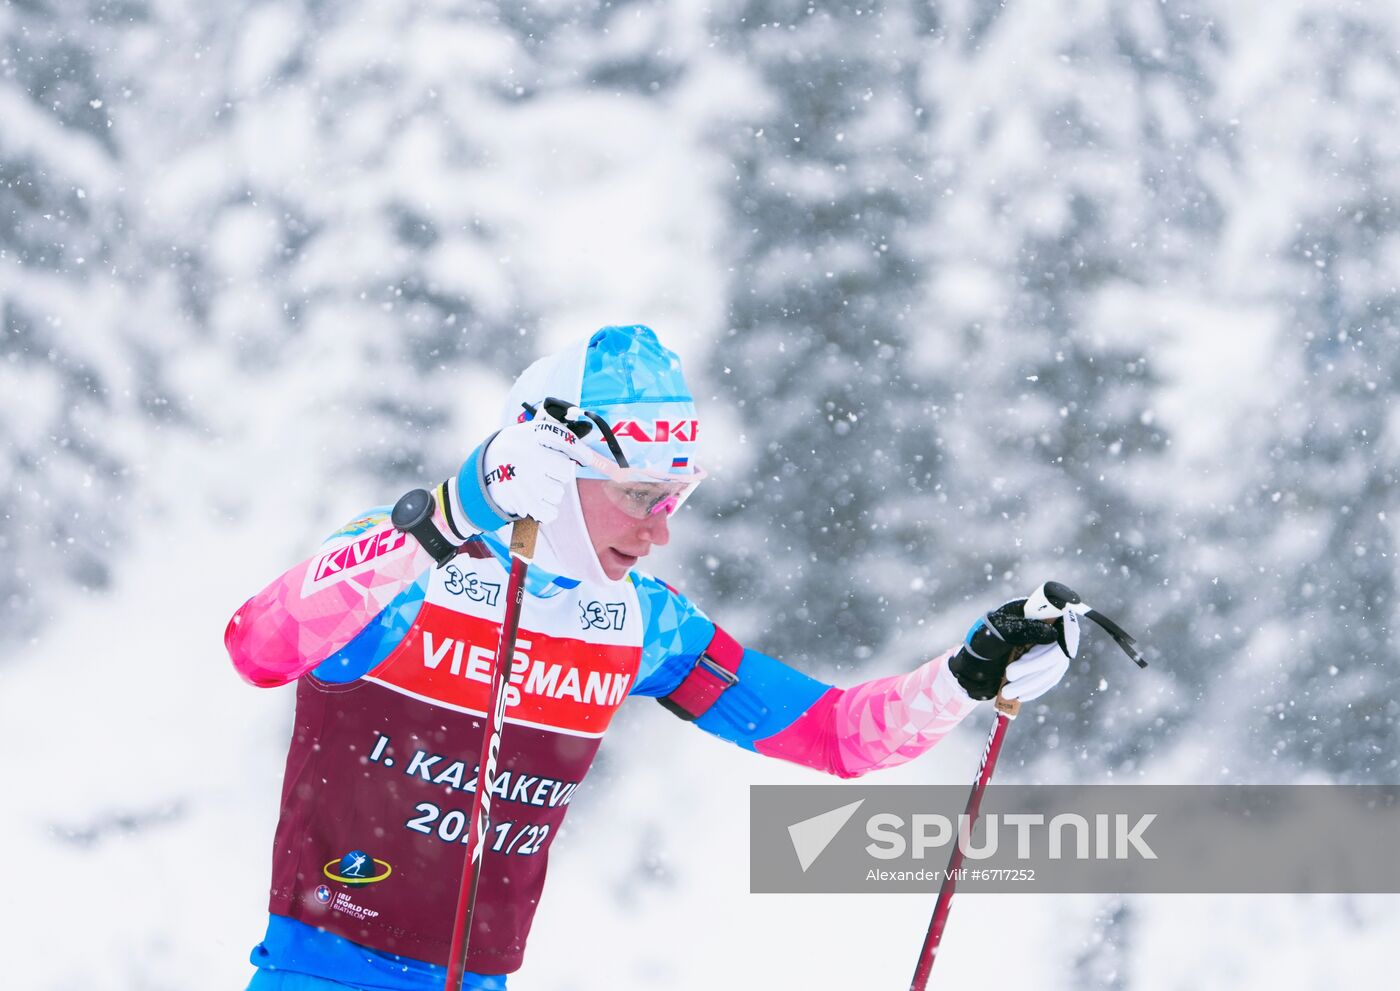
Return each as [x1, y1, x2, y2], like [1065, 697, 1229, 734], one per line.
[226, 324, 1075, 990]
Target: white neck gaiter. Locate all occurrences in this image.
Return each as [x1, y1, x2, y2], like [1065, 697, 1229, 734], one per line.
[534, 475, 617, 586]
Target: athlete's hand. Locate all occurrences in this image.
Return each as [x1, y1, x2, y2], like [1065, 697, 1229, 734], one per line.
[948, 595, 1079, 701]
[481, 414, 585, 525]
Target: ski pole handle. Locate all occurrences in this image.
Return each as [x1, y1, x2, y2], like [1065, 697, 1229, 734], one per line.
[993, 688, 1021, 718]
[510, 516, 539, 561]
[1023, 580, 1148, 668]
[1023, 580, 1080, 620]
[993, 646, 1030, 718]
[991, 616, 1065, 717]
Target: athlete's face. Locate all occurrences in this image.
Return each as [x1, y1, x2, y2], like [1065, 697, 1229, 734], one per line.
[577, 479, 672, 580]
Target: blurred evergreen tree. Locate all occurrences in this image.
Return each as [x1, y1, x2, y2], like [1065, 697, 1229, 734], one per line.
[695, 0, 954, 668]
[1246, 9, 1400, 779]
[2, 0, 539, 633]
[911, 0, 1231, 768]
[124, 0, 531, 491]
[0, 0, 158, 636]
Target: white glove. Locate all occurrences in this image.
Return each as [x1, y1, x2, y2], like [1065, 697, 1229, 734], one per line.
[1000, 609, 1079, 701]
[481, 416, 584, 525]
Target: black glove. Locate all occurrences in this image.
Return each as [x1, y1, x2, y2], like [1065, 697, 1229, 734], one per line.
[948, 598, 1062, 701]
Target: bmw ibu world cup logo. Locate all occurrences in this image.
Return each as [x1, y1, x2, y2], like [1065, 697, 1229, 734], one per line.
[323, 849, 393, 886]
[314, 885, 332, 904]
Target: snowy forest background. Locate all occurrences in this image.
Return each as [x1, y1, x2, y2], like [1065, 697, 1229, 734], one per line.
[3, 0, 1397, 987]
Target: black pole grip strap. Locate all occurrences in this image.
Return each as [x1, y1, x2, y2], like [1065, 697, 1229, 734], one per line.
[523, 398, 629, 469]
[1084, 608, 1148, 668]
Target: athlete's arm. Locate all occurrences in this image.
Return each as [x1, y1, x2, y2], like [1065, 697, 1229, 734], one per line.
[627, 574, 982, 779]
[225, 455, 515, 688]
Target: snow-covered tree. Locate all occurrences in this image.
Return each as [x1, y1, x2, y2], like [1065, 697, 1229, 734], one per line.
[0, 0, 169, 635]
[1228, 3, 1400, 778]
[912, 0, 1233, 767]
[697, 0, 954, 668]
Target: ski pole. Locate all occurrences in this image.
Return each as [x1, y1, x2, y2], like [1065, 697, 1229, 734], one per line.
[440, 398, 626, 990]
[908, 662, 1023, 990]
[909, 582, 1146, 989]
[443, 515, 538, 991]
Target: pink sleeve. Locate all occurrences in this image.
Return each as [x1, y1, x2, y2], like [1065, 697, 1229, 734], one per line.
[224, 508, 447, 687]
[752, 648, 981, 778]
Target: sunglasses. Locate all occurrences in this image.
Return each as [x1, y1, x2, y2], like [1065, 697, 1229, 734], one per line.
[599, 467, 708, 519]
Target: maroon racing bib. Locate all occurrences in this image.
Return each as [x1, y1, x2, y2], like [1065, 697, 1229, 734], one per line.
[266, 558, 642, 973]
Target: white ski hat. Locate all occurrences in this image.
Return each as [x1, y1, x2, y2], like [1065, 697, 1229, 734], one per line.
[501, 326, 701, 584]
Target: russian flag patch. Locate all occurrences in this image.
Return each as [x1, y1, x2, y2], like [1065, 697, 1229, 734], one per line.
[671, 456, 688, 469]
